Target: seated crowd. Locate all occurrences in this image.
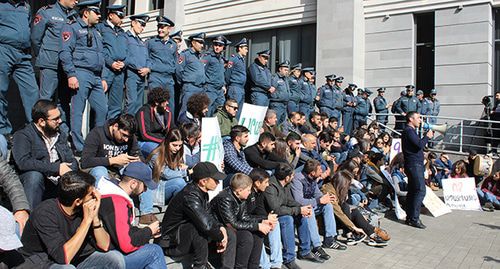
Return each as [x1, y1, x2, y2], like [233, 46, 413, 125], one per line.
[0, 91, 498, 269]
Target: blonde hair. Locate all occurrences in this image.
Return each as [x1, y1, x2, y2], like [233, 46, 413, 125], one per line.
[230, 173, 253, 190]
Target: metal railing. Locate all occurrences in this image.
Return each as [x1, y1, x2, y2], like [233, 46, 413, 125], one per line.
[367, 113, 500, 157]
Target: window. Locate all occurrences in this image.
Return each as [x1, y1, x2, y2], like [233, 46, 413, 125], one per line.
[223, 24, 316, 73]
[126, 0, 136, 15]
[150, 0, 164, 10]
[415, 12, 435, 95]
[494, 9, 500, 92]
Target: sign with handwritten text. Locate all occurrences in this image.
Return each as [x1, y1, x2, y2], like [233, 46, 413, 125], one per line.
[389, 138, 402, 162]
[442, 177, 481, 211]
[238, 103, 268, 147]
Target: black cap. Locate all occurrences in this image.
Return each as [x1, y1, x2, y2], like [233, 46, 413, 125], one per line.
[191, 162, 226, 182]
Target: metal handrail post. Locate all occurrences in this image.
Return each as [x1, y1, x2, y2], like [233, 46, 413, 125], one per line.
[459, 120, 463, 153]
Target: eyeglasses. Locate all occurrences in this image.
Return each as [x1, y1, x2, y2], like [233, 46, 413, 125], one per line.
[228, 105, 238, 110]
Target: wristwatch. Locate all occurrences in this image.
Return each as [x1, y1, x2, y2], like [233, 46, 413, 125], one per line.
[93, 220, 103, 229]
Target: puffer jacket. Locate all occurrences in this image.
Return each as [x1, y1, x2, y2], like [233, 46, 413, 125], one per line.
[211, 187, 260, 231]
[0, 159, 30, 212]
[159, 182, 223, 244]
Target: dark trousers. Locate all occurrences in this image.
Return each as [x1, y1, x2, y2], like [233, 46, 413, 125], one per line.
[163, 222, 209, 268]
[209, 227, 237, 269]
[405, 164, 426, 222]
[235, 230, 264, 269]
[340, 202, 375, 235]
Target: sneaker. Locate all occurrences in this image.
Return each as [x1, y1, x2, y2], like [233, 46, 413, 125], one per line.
[347, 233, 367, 246]
[374, 227, 391, 241]
[493, 203, 500, 210]
[297, 252, 324, 263]
[312, 246, 330, 260]
[482, 202, 495, 212]
[139, 213, 158, 225]
[323, 239, 347, 250]
[367, 235, 388, 247]
[371, 205, 389, 214]
[283, 260, 302, 269]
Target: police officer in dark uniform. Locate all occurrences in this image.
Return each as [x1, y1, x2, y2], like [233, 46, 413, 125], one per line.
[32, 0, 77, 100]
[203, 35, 230, 116]
[96, 4, 127, 119]
[373, 87, 390, 129]
[354, 88, 373, 130]
[317, 74, 343, 121]
[147, 15, 178, 116]
[59, 0, 107, 153]
[124, 14, 151, 115]
[392, 89, 406, 134]
[399, 85, 421, 116]
[225, 38, 248, 118]
[248, 49, 274, 106]
[270, 61, 291, 125]
[287, 63, 302, 114]
[299, 67, 316, 119]
[176, 32, 206, 117]
[342, 83, 357, 135]
[0, 0, 39, 136]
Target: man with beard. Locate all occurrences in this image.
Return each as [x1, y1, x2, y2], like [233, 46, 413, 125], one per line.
[97, 162, 166, 269]
[223, 125, 254, 186]
[12, 100, 78, 209]
[146, 15, 178, 116]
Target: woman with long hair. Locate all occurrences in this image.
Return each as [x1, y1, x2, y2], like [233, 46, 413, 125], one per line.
[138, 128, 188, 225]
[450, 160, 468, 178]
[322, 170, 390, 247]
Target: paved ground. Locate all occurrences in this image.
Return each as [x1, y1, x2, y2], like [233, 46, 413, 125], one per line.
[163, 207, 500, 269]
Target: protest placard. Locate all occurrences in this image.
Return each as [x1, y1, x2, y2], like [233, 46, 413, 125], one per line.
[201, 117, 224, 199]
[423, 186, 452, 217]
[442, 177, 481, 211]
[238, 103, 268, 147]
[389, 138, 402, 162]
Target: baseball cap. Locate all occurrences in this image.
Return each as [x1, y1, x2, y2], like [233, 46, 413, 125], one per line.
[122, 162, 158, 190]
[0, 206, 22, 251]
[191, 162, 226, 182]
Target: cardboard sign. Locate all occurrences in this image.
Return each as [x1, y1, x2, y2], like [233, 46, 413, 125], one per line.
[442, 177, 481, 211]
[201, 117, 225, 199]
[423, 186, 452, 217]
[389, 138, 402, 162]
[238, 103, 268, 147]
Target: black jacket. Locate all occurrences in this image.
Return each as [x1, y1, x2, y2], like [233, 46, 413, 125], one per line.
[12, 123, 78, 176]
[211, 187, 260, 231]
[135, 104, 174, 143]
[243, 144, 284, 170]
[159, 182, 223, 244]
[264, 176, 302, 217]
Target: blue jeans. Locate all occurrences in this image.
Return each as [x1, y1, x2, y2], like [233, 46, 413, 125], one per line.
[477, 189, 500, 206]
[279, 215, 301, 264]
[139, 177, 187, 214]
[124, 244, 167, 269]
[296, 215, 312, 257]
[70, 69, 108, 151]
[102, 66, 125, 120]
[50, 250, 125, 269]
[138, 141, 160, 159]
[20, 171, 56, 209]
[0, 44, 38, 134]
[305, 204, 336, 250]
[405, 164, 426, 222]
[89, 166, 110, 185]
[260, 222, 283, 269]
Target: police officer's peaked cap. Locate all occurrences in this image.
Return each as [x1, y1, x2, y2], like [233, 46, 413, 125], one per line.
[334, 76, 344, 82]
[416, 90, 424, 95]
[377, 87, 386, 92]
[130, 14, 150, 24]
[170, 30, 183, 40]
[348, 83, 357, 88]
[257, 49, 271, 57]
[279, 60, 290, 68]
[106, 4, 125, 17]
[156, 16, 174, 27]
[189, 32, 206, 43]
[233, 38, 248, 47]
[212, 35, 231, 46]
[77, 0, 101, 8]
[291, 63, 302, 71]
[430, 89, 437, 94]
[358, 88, 364, 93]
[325, 74, 337, 81]
[405, 84, 415, 89]
[302, 67, 315, 73]
[364, 88, 373, 95]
